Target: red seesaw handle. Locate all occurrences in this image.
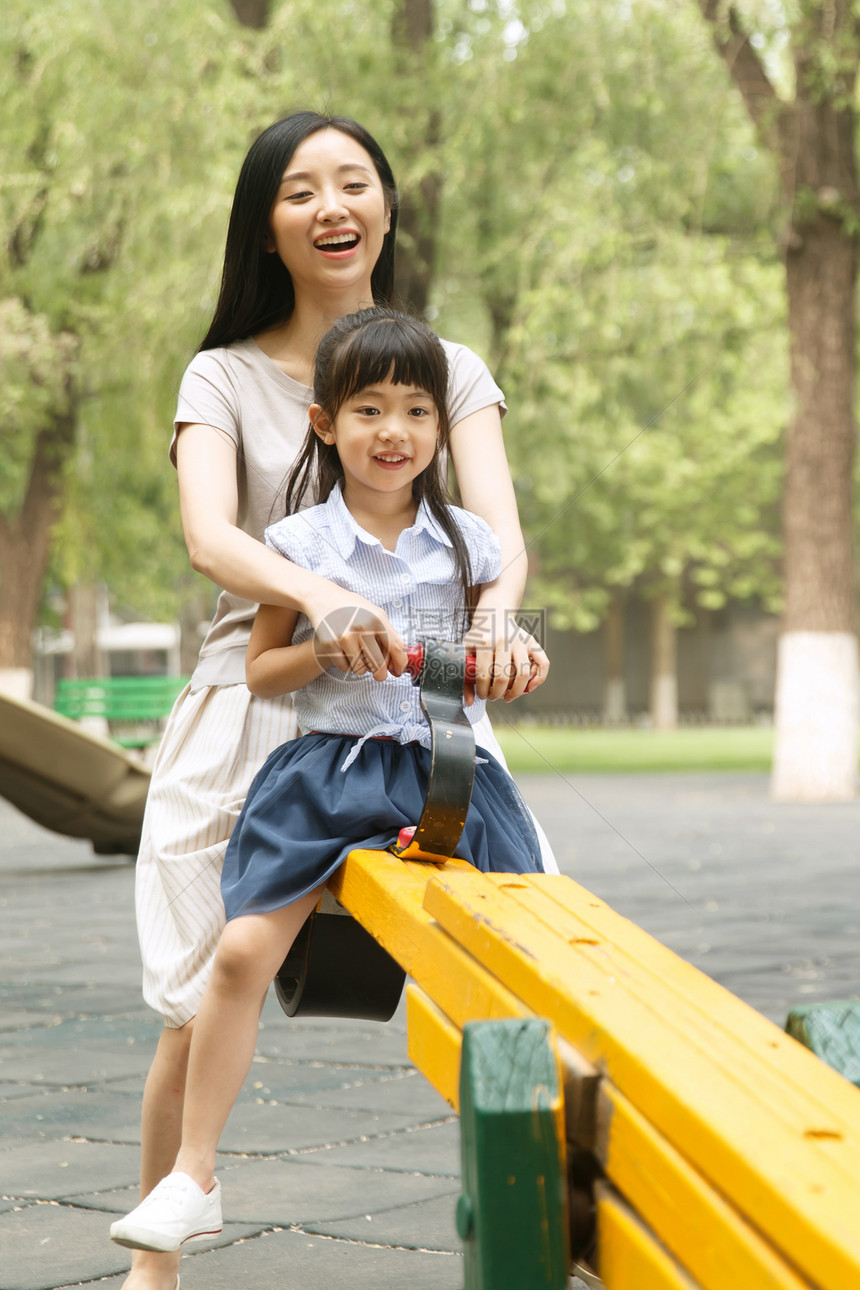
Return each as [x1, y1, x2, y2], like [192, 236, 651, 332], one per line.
[404, 642, 477, 683]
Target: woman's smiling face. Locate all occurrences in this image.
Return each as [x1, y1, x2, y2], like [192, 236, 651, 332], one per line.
[266, 129, 390, 297]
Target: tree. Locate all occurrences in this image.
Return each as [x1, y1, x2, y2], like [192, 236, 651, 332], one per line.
[698, 1, 860, 797]
[0, 300, 77, 683]
[391, 0, 441, 316]
[436, 0, 786, 727]
[2, 0, 461, 689]
[0, 2, 258, 685]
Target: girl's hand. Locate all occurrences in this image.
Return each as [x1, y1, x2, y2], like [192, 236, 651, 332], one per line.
[309, 590, 407, 682]
[465, 613, 549, 705]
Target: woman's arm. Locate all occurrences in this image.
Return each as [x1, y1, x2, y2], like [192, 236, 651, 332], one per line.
[176, 424, 406, 679]
[449, 406, 549, 701]
[245, 604, 325, 698]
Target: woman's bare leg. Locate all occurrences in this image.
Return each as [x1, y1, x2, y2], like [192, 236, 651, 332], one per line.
[173, 890, 321, 1193]
[120, 1022, 193, 1289]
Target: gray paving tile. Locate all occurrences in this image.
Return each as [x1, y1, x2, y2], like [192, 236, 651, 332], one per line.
[1, 1015, 161, 1051]
[273, 1067, 452, 1117]
[240, 1056, 406, 1099]
[154, 1227, 466, 1290]
[0, 1138, 142, 1201]
[0, 1089, 143, 1147]
[306, 1188, 460, 1251]
[254, 1022, 411, 1068]
[0, 1201, 260, 1290]
[217, 1099, 425, 1154]
[0, 1083, 42, 1101]
[189, 1154, 458, 1227]
[0, 1203, 132, 1289]
[0, 1042, 154, 1086]
[309, 1117, 461, 1176]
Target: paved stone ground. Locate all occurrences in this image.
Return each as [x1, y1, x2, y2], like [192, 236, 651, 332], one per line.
[1, 773, 858, 1289]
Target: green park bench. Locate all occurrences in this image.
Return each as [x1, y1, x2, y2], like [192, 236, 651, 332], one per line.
[53, 676, 188, 748]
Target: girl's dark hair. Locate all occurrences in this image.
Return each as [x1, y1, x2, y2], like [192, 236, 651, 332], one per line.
[285, 308, 476, 620]
[199, 112, 398, 351]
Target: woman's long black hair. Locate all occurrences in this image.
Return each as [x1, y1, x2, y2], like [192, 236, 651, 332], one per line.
[285, 308, 476, 621]
[199, 112, 399, 352]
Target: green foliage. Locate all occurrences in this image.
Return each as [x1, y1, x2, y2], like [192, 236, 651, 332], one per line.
[0, 298, 77, 512]
[432, 0, 786, 630]
[1, 0, 269, 619]
[0, 0, 811, 650]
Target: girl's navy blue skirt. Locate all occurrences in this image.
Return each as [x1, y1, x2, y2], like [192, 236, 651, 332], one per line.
[221, 734, 543, 921]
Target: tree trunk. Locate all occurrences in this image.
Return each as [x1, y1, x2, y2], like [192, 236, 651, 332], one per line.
[603, 590, 627, 723]
[0, 407, 76, 681]
[772, 211, 858, 798]
[179, 586, 211, 676]
[700, 0, 860, 799]
[391, 0, 440, 317]
[650, 592, 678, 731]
[394, 158, 441, 318]
[70, 583, 107, 679]
[228, 0, 271, 28]
[770, 48, 859, 799]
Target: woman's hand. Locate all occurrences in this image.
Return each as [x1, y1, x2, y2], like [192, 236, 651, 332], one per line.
[465, 611, 549, 705]
[308, 587, 407, 682]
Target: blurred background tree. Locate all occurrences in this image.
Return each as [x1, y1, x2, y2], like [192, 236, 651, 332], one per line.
[697, 0, 860, 801]
[4, 0, 855, 800]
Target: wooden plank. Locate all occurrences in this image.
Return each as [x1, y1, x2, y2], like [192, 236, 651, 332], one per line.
[490, 875, 860, 1169]
[597, 1082, 812, 1290]
[595, 1184, 702, 1290]
[408, 968, 812, 1290]
[507, 875, 860, 1134]
[0, 690, 149, 852]
[422, 868, 860, 1290]
[458, 1019, 569, 1289]
[329, 850, 530, 1029]
[406, 984, 462, 1111]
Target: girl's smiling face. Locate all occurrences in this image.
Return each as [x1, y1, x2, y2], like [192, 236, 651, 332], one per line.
[310, 378, 440, 510]
[267, 129, 390, 297]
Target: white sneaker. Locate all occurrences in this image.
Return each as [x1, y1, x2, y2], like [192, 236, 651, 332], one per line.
[109, 1173, 222, 1252]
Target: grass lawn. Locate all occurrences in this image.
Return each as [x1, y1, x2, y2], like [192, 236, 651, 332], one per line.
[492, 724, 774, 774]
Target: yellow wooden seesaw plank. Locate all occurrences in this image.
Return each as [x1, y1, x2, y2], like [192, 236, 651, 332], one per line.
[337, 855, 812, 1290]
[428, 870, 860, 1182]
[421, 868, 860, 1290]
[487, 874, 860, 1187]
[595, 1081, 812, 1290]
[328, 850, 530, 1029]
[503, 874, 860, 1136]
[595, 1183, 702, 1290]
[408, 968, 811, 1290]
[406, 983, 463, 1111]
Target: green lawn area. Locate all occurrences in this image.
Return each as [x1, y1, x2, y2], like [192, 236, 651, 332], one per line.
[493, 724, 774, 774]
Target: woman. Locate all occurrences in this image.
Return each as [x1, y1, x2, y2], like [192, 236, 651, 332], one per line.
[127, 111, 550, 1290]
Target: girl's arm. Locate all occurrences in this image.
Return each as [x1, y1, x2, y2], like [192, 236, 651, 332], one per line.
[448, 406, 549, 701]
[245, 603, 325, 699]
[176, 424, 406, 680]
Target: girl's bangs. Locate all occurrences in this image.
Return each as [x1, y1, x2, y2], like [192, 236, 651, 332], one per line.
[335, 320, 447, 409]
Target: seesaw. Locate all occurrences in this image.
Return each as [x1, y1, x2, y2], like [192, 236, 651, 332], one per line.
[0, 688, 149, 854]
[272, 638, 860, 1290]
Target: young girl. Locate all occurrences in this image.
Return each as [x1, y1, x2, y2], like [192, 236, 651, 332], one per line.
[110, 307, 545, 1254]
